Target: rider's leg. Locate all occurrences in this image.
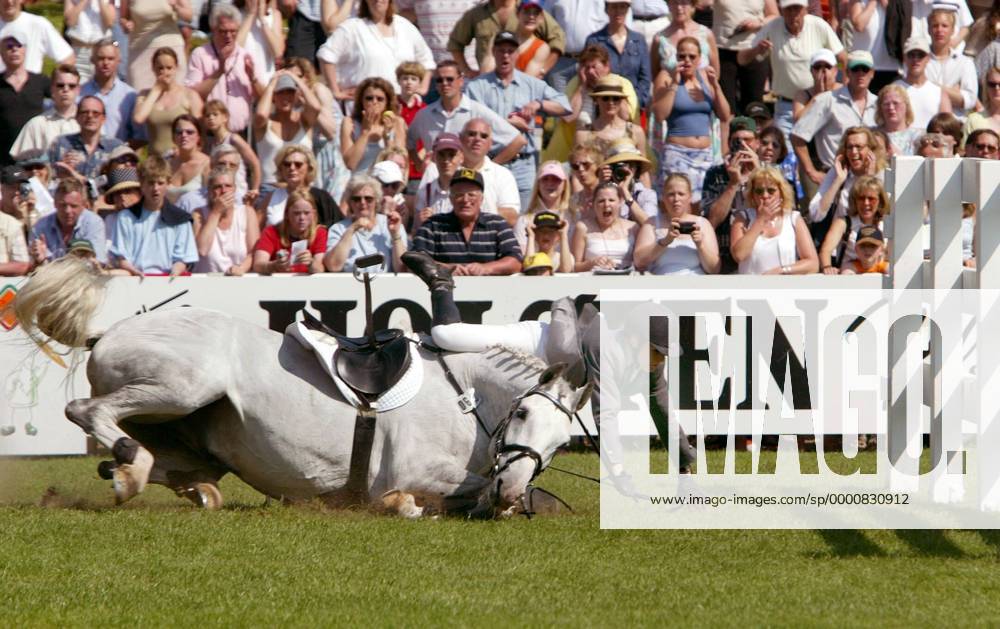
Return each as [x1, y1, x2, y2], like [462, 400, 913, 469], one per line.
[404, 250, 548, 357]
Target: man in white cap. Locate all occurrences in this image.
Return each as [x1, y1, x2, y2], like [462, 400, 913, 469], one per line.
[793, 49, 878, 188]
[0, 24, 48, 167]
[738, 0, 844, 148]
[0, 0, 73, 74]
[894, 35, 951, 130]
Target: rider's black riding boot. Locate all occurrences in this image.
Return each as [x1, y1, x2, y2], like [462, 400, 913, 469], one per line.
[402, 251, 461, 326]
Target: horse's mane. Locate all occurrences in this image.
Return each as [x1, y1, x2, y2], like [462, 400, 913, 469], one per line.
[484, 345, 548, 374]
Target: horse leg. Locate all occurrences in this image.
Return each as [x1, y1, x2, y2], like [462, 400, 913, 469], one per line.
[65, 384, 219, 504]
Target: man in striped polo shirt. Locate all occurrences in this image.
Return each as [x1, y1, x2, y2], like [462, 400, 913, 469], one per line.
[409, 168, 522, 276]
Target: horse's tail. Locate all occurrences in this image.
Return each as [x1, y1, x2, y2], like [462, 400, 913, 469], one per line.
[14, 257, 109, 349]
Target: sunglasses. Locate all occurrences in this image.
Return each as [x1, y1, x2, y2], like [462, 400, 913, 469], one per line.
[973, 142, 1000, 153]
[811, 63, 834, 71]
[753, 186, 779, 195]
[989, 81, 1000, 90]
[906, 51, 928, 59]
[435, 76, 458, 84]
[849, 65, 872, 73]
[283, 160, 306, 168]
[920, 137, 949, 148]
[54, 81, 79, 89]
[598, 95, 622, 103]
[351, 195, 375, 203]
[3, 40, 22, 50]
[570, 161, 593, 170]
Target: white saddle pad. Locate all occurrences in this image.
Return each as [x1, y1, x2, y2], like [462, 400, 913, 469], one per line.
[286, 320, 423, 412]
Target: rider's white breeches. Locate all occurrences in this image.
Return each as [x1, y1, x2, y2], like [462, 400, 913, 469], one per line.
[430, 321, 550, 359]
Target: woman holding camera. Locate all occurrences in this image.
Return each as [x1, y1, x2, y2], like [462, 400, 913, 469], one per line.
[652, 35, 730, 204]
[634, 173, 719, 275]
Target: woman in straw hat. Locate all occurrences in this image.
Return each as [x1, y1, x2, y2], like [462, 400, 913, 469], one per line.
[574, 77, 646, 154]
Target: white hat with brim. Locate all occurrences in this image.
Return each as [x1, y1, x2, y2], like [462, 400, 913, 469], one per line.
[903, 36, 931, 55]
[778, 0, 807, 8]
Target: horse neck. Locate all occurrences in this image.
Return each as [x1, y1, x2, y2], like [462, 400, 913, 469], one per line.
[466, 347, 547, 433]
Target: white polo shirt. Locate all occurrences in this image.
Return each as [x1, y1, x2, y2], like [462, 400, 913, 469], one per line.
[417, 156, 521, 215]
[751, 14, 843, 100]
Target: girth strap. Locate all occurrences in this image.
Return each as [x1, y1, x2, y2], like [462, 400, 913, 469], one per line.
[344, 409, 377, 502]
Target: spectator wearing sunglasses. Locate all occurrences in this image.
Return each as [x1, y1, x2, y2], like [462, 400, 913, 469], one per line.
[962, 67, 1000, 144]
[10, 65, 81, 160]
[894, 36, 951, 131]
[324, 174, 407, 273]
[406, 61, 525, 172]
[792, 50, 878, 199]
[964, 128, 1000, 159]
[0, 25, 49, 167]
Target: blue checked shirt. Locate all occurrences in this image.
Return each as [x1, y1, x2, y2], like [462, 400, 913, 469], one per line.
[465, 70, 570, 156]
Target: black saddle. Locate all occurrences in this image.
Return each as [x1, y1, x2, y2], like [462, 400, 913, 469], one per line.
[301, 310, 412, 399]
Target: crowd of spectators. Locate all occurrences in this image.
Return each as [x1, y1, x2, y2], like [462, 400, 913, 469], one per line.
[1, 0, 998, 278]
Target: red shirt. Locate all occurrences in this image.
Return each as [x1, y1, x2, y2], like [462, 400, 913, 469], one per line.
[254, 224, 328, 273]
[400, 95, 426, 180]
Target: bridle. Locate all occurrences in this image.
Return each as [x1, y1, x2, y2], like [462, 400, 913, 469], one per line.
[489, 385, 576, 484]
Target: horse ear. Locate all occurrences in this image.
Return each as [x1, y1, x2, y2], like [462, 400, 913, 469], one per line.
[573, 382, 593, 412]
[539, 362, 568, 385]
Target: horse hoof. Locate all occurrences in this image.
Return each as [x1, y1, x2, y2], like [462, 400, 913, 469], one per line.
[24, 423, 37, 436]
[0, 425, 14, 436]
[382, 490, 423, 518]
[97, 460, 116, 480]
[178, 483, 223, 510]
[112, 447, 153, 504]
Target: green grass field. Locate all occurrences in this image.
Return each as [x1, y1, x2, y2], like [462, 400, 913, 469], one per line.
[3, 453, 1000, 627]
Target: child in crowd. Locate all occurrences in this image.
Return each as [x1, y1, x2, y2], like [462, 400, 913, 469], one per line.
[522, 252, 554, 276]
[395, 62, 427, 195]
[525, 211, 574, 273]
[843, 226, 889, 275]
[202, 100, 262, 205]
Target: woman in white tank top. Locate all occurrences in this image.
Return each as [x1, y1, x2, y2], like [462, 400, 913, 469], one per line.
[191, 169, 261, 275]
[634, 173, 720, 275]
[254, 71, 322, 187]
[731, 166, 819, 275]
[571, 182, 639, 272]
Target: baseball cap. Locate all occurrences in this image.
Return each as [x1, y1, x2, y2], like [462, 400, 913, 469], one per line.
[371, 160, 404, 185]
[275, 73, 298, 92]
[450, 167, 485, 190]
[778, 0, 806, 8]
[67, 239, 96, 256]
[494, 31, 519, 48]
[856, 225, 885, 247]
[537, 160, 567, 181]
[744, 101, 772, 120]
[523, 252, 554, 273]
[0, 24, 27, 46]
[432, 133, 462, 153]
[0, 165, 29, 185]
[810, 49, 837, 68]
[533, 211, 564, 230]
[847, 49, 874, 70]
[729, 116, 757, 135]
[904, 36, 931, 55]
[518, 0, 544, 10]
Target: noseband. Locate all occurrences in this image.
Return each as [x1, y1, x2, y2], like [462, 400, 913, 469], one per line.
[490, 385, 575, 483]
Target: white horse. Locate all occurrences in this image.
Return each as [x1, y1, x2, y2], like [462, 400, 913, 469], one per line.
[14, 258, 592, 518]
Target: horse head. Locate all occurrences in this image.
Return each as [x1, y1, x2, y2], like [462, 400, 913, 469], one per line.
[479, 362, 593, 516]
